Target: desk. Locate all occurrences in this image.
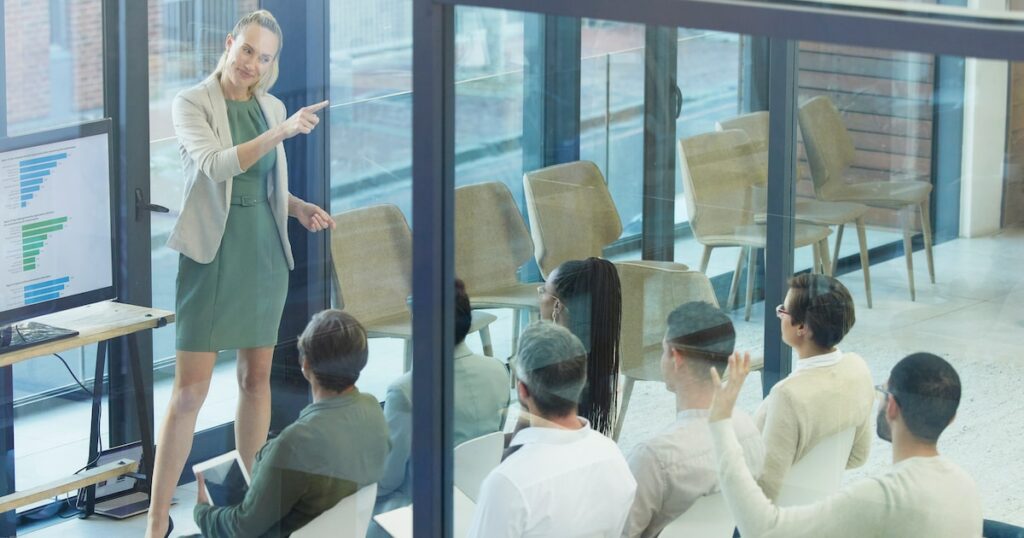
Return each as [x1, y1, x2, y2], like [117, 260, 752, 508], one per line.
[374, 487, 475, 538]
[0, 302, 174, 536]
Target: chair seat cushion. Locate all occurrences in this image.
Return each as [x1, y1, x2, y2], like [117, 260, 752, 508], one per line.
[364, 311, 497, 339]
[470, 283, 541, 310]
[823, 180, 931, 207]
[700, 223, 831, 248]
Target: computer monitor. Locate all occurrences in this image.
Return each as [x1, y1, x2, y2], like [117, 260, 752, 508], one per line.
[0, 119, 116, 349]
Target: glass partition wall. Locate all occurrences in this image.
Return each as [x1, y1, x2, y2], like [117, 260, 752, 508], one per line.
[415, 0, 1024, 536]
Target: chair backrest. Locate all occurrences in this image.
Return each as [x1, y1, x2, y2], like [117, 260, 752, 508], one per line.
[292, 483, 378, 538]
[658, 492, 735, 538]
[330, 205, 412, 323]
[717, 111, 770, 184]
[523, 161, 623, 278]
[797, 95, 856, 196]
[455, 182, 535, 294]
[677, 130, 760, 244]
[454, 431, 504, 502]
[615, 263, 718, 382]
[776, 427, 857, 507]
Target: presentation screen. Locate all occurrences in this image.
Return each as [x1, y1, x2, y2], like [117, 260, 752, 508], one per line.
[0, 119, 116, 326]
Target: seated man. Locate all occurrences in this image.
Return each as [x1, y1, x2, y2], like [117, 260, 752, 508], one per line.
[468, 322, 637, 537]
[708, 352, 983, 537]
[756, 274, 875, 500]
[374, 279, 510, 517]
[193, 310, 389, 537]
[622, 301, 765, 538]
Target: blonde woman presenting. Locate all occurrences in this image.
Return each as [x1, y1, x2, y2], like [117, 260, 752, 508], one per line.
[146, 10, 334, 538]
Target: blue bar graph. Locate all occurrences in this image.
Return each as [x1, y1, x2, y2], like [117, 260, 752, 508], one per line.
[19, 153, 67, 167]
[25, 277, 70, 291]
[22, 277, 70, 305]
[25, 293, 61, 305]
[15, 153, 66, 209]
[19, 170, 50, 181]
[19, 162, 58, 174]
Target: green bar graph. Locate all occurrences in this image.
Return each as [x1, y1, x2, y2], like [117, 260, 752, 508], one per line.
[20, 216, 68, 271]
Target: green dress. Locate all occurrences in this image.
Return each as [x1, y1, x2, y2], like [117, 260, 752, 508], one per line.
[175, 97, 289, 352]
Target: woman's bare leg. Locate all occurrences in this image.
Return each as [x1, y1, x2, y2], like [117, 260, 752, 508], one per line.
[144, 350, 217, 538]
[235, 346, 274, 471]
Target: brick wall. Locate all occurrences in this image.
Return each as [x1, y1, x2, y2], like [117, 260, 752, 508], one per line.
[5, 0, 52, 124]
[71, 0, 102, 112]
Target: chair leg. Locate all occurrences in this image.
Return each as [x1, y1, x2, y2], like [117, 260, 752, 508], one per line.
[403, 339, 413, 372]
[855, 217, 873, 309]
[728, 248, 745, 311]
[700, 245, 713, 274]
[745, 247, 757, 321]
[509, 308, 523, 358]
[613, 376, 635, 442]
[831, 223, 845, 275]
[901, 207, 917, 301]
[819, 238, 832, 277]
[920, 200, 935, 284]
[479, 325, 494, 357]
[811, 242, 820, 274]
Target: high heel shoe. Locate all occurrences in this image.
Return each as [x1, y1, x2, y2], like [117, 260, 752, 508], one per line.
[164, 515, 174, 538]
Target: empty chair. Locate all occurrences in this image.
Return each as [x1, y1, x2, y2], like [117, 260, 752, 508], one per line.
[454, 431, 504, 502]
[658, 492, 735, 538]
[798, 95, 934, 300]
[456, 182, 540, 356]
[613, 263, 717, 440]
[718, 111, 874, 307]
[776, 427, 856, 507]
[292, 483, 378, 538]
[330, 204, 496, 368]
[678, 130, 832, 321]
[522, 160, 688, 278]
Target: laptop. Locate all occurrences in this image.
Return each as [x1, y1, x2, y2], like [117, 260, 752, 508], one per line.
[84, 442, 154, 519]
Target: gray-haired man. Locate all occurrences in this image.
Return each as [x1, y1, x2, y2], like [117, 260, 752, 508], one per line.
[467, 321, 637, 538]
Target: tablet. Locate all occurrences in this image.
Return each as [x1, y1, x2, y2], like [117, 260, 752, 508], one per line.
[192, 450, 251, 506]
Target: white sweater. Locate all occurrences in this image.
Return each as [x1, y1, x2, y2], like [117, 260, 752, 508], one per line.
[711, 419, 983, 538]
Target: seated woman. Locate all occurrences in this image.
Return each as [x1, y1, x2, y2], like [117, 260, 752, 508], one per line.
[372, 279, 510, 520]
[193, 310, 389, 537]
[755, 273, 875, 501]
[537, 257, 622, 436]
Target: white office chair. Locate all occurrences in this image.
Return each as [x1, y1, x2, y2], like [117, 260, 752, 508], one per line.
[454, 431, 504, 502]
[776, 427, 856, 507]
[292, 483, 378, 538]
[659, 492, 735, 538]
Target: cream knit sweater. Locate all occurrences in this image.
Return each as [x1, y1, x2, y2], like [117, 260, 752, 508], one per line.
[753, 352, 875, 500]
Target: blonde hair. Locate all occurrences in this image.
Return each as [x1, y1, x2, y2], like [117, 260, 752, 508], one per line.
[213, 10, 283, 96]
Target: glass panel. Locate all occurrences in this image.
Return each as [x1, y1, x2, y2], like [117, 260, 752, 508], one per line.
[5, 0, 105, 510]
[3, 0, 104, 136]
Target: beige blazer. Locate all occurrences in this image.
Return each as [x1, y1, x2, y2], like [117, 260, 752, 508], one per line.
[166, 76, 295, 269]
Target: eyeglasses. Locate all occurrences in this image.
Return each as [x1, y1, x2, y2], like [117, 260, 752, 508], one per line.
[874, 383, 899, 404]
[775, 304, 791, 319]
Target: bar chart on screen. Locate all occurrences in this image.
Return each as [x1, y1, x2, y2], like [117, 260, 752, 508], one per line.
[0, 133, 112, 312]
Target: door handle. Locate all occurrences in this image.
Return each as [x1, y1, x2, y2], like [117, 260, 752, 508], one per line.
[135, 188, 169, 222]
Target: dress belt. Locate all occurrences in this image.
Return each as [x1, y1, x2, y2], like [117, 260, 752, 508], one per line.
[230, 195, 267, 206]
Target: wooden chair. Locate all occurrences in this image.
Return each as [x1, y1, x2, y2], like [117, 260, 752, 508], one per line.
[455, 182, 540, 357]
[678, 130, 832, 321]
[718, 111, 874, 307]
[798, 95, 934, 300]
[658, 492, 735, 538]
[330, 204, 496, 369]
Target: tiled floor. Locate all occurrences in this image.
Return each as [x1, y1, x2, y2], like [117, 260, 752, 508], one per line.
[18, 226, 1024, 535]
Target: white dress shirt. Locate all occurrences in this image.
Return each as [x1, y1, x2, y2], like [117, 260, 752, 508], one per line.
[792, 348, 843, 373]
[468, 418, 637, 538]
[622, 409, 764, 538]
[711, 419, 983, 538]
[374, 342, 509, 517]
